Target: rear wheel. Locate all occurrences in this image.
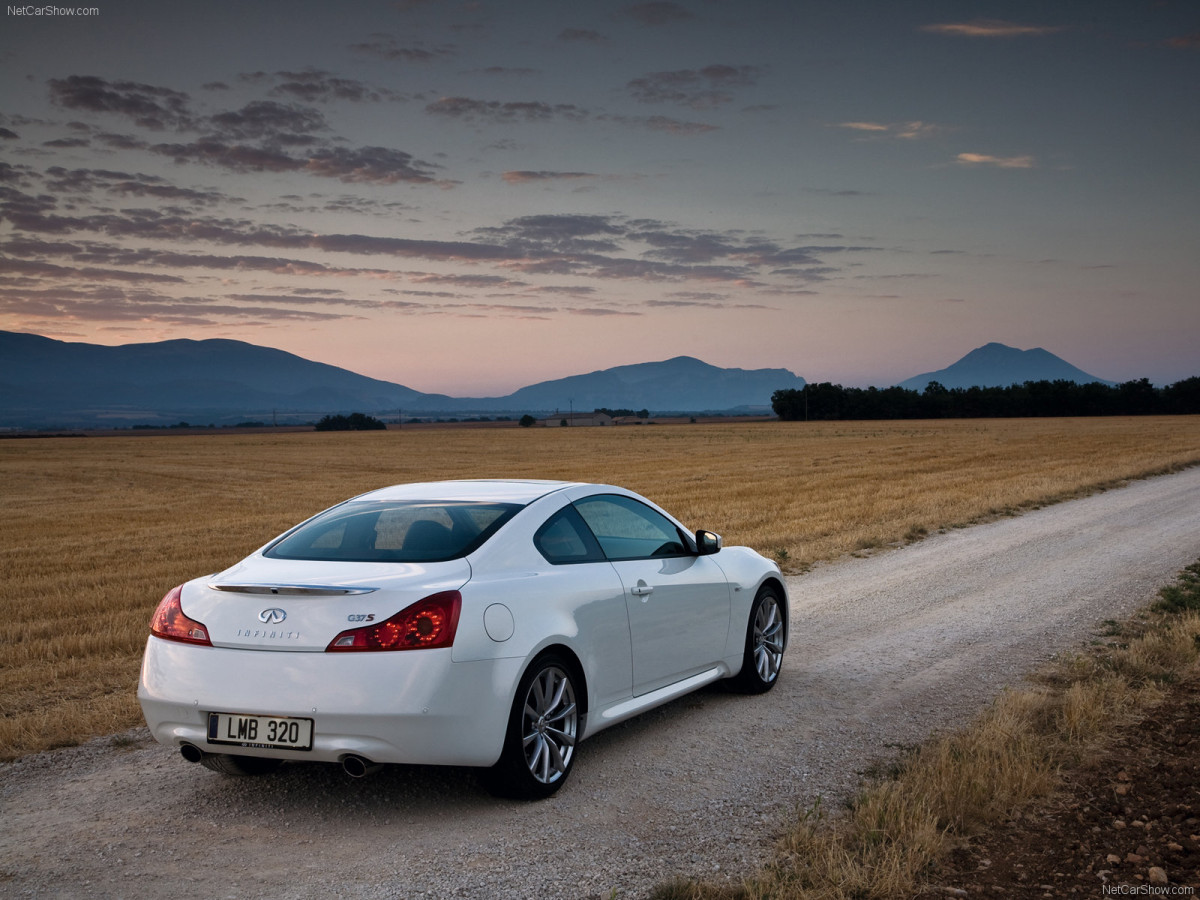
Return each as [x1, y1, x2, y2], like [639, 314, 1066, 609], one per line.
[483, 653, 580, 799]
[200, 753, 283, 776]
[731, 585, 786, 694]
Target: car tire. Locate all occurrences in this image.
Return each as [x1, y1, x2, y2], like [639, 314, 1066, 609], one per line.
[199, 753, 283, 776]
[483, 653, 580, 800]
[731, 584, 786, 694]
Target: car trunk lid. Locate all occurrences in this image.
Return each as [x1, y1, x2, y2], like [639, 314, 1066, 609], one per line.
[180, 556, 472, 651]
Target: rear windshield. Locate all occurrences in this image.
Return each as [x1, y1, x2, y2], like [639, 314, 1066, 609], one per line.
[264, 500, 522, 562]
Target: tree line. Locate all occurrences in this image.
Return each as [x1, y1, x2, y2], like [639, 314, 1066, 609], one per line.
[771, 377, 1200, 421]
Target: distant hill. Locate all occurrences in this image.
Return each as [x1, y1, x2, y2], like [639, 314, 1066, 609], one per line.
[896, 342, 1114, 391]
[0, 331, 451, 427]
[0, 331, 805, 427]
[497, 356, 805, 414]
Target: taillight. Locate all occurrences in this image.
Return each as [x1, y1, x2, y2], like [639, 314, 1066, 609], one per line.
[326, 591, 461, 652]
[150, 585, 212, 646]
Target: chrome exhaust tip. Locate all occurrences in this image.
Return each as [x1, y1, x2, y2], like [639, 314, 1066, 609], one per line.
[341, 754, 382, 778]
[179, 742, 205, 763]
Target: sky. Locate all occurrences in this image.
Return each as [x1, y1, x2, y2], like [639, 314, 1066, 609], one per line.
[1, 0, 1197, 395]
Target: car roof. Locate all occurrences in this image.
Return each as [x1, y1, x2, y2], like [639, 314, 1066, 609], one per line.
[355, 479, 586, 504]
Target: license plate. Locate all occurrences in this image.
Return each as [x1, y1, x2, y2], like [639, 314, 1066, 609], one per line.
[207, 712, 313, 751]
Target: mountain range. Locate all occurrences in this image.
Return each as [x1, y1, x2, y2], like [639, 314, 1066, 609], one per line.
[0, 331, 805, 427]
[0, 331, 1115, 428]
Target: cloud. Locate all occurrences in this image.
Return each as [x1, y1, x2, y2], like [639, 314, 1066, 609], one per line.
[921, 20, 1063, 38]
[569, 307, 642, 316]
[477, 213, 626, 254]
[599, 114, 718, 134]
[627, 64, 764, 109]
[44, 167, 236, 204]
[261, 69, 401, 103]
[0, 285, 362, 325]
[424, 97, 713, 135]
[144, 140, 445, 184]
[425, 96, 588, 123]
[481, 67, 540, 77]
[955, 152, 1035, 169]
[1, 178, 875, 317]
[835, 120, 944, 139]
[559, 28, 606, 43]
[624, 2, 695, 26]
[43, 74, 438, 186]
[48, 75, 194, 130]
[149, 140, 308, 173]
[207, 100, 327, 142]
[0, 256, 185, 283]
[349, 34, 456, 62]
[501, 170, 598, 184]
[1165, 32, 1200, 49]
[303, 146, 447, 185]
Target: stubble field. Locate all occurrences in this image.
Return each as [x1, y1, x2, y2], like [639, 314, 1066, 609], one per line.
[2, 416, 1199, 761]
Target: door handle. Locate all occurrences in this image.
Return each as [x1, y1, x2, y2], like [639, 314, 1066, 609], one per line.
[631, 581, 654, 598]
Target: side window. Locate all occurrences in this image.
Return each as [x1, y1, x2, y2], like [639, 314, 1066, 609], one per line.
[534, 506, 605, 565]
[572, 494, 689, 561]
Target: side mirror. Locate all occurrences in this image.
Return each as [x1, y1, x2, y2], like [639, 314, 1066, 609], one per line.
[695, 529, 723, 556]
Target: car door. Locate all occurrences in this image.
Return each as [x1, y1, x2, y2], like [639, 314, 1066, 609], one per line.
[572, 494, 731, 695]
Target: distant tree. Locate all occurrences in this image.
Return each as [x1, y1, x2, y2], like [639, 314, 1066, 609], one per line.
[560, 418, 568, 426]
[314, 413, 387, 431]
[519, 414, 537, 428]
[1164, 376, 1200, 414]
[773, 375, 1198, 421]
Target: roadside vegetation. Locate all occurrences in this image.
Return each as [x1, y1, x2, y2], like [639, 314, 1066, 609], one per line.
[2, 416, 1199, 761]
[652, 561, 1200, 900]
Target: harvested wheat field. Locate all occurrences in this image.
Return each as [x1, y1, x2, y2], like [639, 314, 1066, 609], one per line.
[2, 416, 1199, 761]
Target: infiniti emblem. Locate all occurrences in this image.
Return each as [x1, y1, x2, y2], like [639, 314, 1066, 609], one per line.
[258, 607, 287, 625]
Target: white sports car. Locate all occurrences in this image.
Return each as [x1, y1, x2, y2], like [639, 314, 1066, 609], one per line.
[138, 480, 788, 798]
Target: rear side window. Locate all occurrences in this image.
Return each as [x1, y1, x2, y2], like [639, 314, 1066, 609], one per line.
[534, 505, 605, 564]
[266, 501, 521, 562]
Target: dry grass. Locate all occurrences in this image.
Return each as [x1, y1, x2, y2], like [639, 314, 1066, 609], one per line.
[653, 575, 1200, 900]
[2, 416, 1199, 760]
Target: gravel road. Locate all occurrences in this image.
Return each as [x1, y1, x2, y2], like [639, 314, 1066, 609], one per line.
[3, 466, 1200, 900]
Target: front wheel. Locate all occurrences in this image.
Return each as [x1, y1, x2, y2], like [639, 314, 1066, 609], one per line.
[483, 653, 580, 800]
[731, 585, 786, 694]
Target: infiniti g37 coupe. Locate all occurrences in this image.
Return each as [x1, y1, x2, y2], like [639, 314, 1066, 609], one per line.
[138, 480, 788, 798]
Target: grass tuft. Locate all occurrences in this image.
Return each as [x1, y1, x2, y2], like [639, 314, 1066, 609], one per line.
[1152, 561, 1200, 613]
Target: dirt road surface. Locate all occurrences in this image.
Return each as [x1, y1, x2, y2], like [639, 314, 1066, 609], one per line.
[3, 466, 1200, 899]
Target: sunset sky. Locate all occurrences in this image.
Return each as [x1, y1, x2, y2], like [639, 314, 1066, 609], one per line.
[2, 0, 1197, 395]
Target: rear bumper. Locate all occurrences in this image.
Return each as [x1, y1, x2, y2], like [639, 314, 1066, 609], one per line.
[137, 637, 522, 767]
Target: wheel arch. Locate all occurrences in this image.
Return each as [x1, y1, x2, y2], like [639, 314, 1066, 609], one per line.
[522, 642, 590, 722]
[756, 576, 789, 647]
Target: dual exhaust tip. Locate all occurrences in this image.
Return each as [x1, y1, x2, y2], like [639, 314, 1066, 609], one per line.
[179, 742, 381, 778]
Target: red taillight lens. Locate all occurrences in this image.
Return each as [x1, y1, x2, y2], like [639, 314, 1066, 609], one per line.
[326, 591, 461, 652]
[150, 585, 212, 646]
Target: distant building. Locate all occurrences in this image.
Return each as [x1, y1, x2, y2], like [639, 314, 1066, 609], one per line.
[537, 412, 614, 427]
